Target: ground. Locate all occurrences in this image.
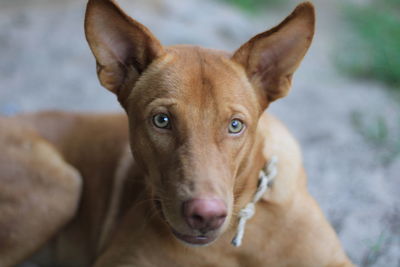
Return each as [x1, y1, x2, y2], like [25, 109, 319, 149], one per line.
[0, 0, 399, 266]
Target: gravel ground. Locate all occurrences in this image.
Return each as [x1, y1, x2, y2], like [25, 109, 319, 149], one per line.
[1, 0, 399, 266]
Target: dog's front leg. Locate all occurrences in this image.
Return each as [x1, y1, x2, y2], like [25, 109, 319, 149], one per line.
[0, 131, 82, 266]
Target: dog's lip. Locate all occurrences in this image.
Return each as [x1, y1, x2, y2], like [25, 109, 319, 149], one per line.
[171, 228, 217, 246]
[154, 199, 217, 246]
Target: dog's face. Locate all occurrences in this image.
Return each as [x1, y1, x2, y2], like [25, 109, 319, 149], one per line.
[125, 47, 262, 245]
[85, 0, 314, 246]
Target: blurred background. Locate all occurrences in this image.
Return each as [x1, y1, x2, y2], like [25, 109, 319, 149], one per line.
[0, 0, 399, 265]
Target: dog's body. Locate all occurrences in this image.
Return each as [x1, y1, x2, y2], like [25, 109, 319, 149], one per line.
[0, 111, 349, 267]
[0, 1, 353, 266]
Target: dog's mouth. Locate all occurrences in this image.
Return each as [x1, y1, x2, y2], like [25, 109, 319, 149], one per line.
[171, 228, 217, 246]
[154, 199, 218, 246]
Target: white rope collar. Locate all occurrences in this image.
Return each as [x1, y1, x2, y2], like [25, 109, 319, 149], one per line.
[231, 156, 278, 247]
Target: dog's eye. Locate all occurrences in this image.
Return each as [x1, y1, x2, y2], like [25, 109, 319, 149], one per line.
[153, 113, 171, 129]
[228, 119, 244, 134]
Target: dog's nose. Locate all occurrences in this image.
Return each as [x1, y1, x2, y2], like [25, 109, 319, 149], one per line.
[182, 198, 227, 232]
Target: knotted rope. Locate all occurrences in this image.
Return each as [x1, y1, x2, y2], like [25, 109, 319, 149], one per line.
[231, 156, 278, 247]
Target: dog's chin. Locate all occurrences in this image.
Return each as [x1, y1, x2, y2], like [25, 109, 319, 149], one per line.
[154, 200, 219, 247]
[171, 228, 218, 247]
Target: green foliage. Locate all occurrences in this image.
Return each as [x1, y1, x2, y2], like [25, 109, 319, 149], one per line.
[219, 0, 288, 13]
[351, 111, 400, 164]
[337, 0, 400, 90]
[361, 231, 388, 267]
[351, 112, 388, 146]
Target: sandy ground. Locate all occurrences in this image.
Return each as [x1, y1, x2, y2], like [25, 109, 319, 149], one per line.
[1, 0, 399, 266]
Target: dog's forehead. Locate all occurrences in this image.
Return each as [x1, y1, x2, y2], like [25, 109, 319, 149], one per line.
[167, 46, 248, 97]
[136, 46, 257, 107]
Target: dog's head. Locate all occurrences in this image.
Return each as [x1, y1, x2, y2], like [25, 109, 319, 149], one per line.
[85, 0, 314, 246]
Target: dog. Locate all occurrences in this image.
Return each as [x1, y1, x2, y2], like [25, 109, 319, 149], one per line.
[0, 0, 353, 266]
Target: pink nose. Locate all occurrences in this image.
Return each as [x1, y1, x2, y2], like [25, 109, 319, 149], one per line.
[182, 198, 227, 232]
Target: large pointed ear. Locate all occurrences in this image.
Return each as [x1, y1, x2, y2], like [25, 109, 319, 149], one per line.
[84, 0, 163, 103]
[232, 2, 315, 107]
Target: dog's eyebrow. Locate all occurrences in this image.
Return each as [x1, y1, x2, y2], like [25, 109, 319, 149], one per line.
[226, 104, 251, 121]
[145, 98, 177, 112]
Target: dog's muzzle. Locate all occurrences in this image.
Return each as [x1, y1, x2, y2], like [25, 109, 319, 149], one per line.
[154, 198, 227, 246]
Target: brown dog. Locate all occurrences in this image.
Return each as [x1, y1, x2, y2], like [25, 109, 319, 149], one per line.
[0, 0, 353, 266]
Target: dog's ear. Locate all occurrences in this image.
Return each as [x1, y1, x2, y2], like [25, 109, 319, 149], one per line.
[85, 0, 163, 103]
[232, 2, 315, 107]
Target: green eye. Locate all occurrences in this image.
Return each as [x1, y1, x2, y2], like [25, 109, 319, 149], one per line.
[153, 113, 171, 129]
[228, 119, 244, 134]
